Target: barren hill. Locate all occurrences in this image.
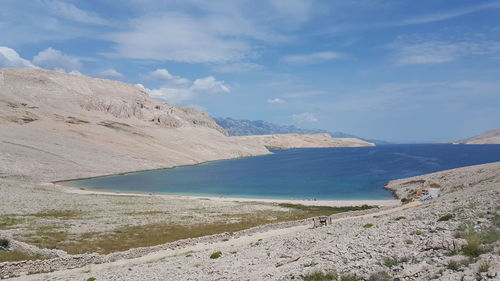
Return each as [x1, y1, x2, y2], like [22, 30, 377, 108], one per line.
[232, 133, 374, 149]
[0, 68, 269, 181]
[454, 128, 500, 144]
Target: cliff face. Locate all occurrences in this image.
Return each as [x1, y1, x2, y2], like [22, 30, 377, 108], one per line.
[0, 68, 269, 181]
[454, 128, 500, 144]
[232, 133, 375, 149]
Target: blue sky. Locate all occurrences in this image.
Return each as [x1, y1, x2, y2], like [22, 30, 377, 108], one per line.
[1, 0, 500, 143]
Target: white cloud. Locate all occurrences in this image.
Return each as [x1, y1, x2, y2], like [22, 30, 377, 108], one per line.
[267, 98, 285, 104]
[145, 69, 190, 86]
[32, 47, 82, 73]
[211, 62, 263, 73]
[398, 2, 500, 26]
[99, 68, 124, 79]
[390, 36, 500, 65]
[191, 76, 230, 93]
[282, 51, 343, 64]
[0, 46, 36, 68]
[291, 112, 318, 123]
[142, 70, 229, 104]
[42, 0, 107, 25]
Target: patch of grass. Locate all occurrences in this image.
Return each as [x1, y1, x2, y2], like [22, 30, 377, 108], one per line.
[302, 270, 338, 281]
[477, 260, 490, 273]
[193, 263, 202, 268]
[30, 210, 81, 219]
[185, 253, 193, 257]
[410, 230, 422, 235]
[363, 223, 374, 228]
[444, 250, 459, 256]
[209, 251, 222, 259]
[339, 273, 362, 281]
[86, 278, 96, 281]
[462, 232, 484, 258]
[0, 215, 22, 230]
[395, 216, 407, 221]
[0, 250, 44, 262]
[368, 271, 392, 281]
[278, 203, 375, 218]
[382, 256, 399, 268]
[492, 214, 500, 227]
[447, 260, 460, 271]
[480, 227, 500, 244]
[438, 214, 454, 222]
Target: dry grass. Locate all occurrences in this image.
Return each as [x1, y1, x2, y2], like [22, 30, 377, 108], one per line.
[15, 203, 374, 255]
[0, 251, 44, 262]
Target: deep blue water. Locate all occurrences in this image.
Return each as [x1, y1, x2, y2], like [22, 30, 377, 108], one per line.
[64, 144, 500, 200]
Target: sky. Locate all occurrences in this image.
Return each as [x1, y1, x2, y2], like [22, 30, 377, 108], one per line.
[1, 0, 500, 143]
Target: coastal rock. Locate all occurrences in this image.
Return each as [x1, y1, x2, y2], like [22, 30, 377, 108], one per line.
[232, 133, 374, 149]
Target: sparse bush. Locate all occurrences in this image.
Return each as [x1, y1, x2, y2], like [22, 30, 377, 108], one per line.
[382, 256, 399, 268]
[410, 230, 422, 235]
[363, 223, 374, 228]
[401, 198, 410, 204]
[86, 278, 96, 281]
[492, 214, 500, 227]
[302, 270, 338, 281]
[210, 251, 222, 259]
[339, 273, 362, 281]
[477, 260, 490, 273]
[438, 214, 454, 221]
[480, 227, 500, 244]
[395, 216, 406, 221]
[0, 238, 9, 248]
[447, 260, 459, 271]
[368, 271, 391, 281]
[185, 253, 193, 257]
[462, 233, 483, 258]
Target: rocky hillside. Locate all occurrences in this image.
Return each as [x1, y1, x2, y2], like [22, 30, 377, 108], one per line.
[215, 117, 390, 144]
[0, 68, 269, 181]
[454, 128, 500, 145]
[232, 133, 375, 149]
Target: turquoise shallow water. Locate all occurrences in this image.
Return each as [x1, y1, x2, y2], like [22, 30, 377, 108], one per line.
[64, 144, 500, 200]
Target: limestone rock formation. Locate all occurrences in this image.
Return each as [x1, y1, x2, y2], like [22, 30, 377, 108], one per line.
[0, 68, 269, 181]
[454, 128, 500, 145]
[232, 133, 375, 149]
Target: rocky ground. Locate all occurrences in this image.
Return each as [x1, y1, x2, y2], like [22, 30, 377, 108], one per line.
[1, 162, 499, 281]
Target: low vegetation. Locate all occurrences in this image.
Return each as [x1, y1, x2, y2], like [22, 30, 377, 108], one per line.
[363, 223, 374, 228]
[394, 216, 406, 221]
[302, 270, 338, 281]
[0, 251, 44, 263]
[438, 214, 454, 221]
[367, 271, 392, 281]
[209, 251, 222, 259]
[455, 221, 500, 258]
[13, 203, 375, 256]
[382, 256, 399, 268]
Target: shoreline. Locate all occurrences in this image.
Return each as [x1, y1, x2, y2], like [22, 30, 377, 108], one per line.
[57, 184, 400, 207]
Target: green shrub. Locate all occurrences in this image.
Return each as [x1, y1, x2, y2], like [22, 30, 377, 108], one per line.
[185, 253, 193, 257]
[492, 214, 500, 227]
[210, 251, 222, 259]
[86, 278, 96, 281]
[395, 216, 407, 221]
[302, 270, 338, 281]
[0, 238, 9, 248]
[438, 214, 454, 221]
[339, 273, 362, 281]
[401, 198, 410, 204]
[368, 271, 391, 281]
[447, 260, 459, 271]
[363, 223, 374, 228]
[462, 233, 483, 258]
[382, 256, 399, 268]
[410, 230, 422, 235]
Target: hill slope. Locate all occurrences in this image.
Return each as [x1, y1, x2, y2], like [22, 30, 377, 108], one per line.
[232, 133, 374, 149]
[454, 128, 500, 144]
[0, 68, 269, 181]
[214, 117, 390, 144]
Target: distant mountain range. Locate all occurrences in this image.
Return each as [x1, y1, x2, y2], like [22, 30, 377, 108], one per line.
[453, 128, 500, 144]
[214, 117, 391, 145]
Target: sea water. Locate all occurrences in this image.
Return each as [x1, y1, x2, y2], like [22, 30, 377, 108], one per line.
[64, 144, 500, 200]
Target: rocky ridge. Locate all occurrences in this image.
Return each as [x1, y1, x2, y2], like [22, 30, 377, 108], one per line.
[232, 133, 375, 149]
[454, 129, 500, 145]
